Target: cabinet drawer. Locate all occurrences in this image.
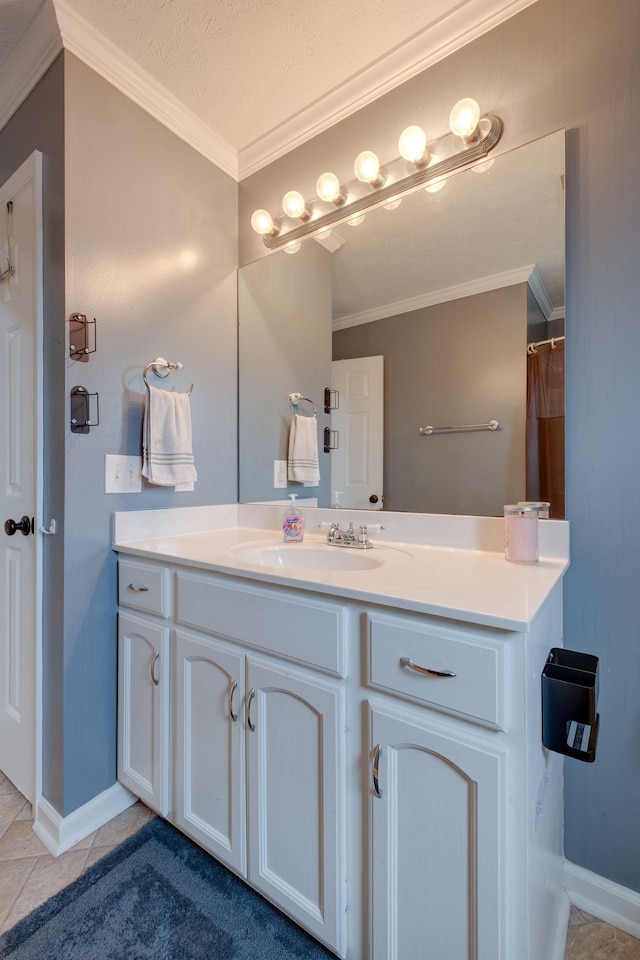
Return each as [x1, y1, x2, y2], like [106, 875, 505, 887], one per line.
[176, 571, 346, 677]
[118, 559, 171, 618]
[368, 612, 504, 729]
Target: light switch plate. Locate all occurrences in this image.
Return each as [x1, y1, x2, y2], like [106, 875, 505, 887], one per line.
[274, 459, 287, 488]
[105, 455, 142, 493]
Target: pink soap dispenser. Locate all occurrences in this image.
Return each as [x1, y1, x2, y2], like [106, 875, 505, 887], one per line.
[282, 494, 305, 543]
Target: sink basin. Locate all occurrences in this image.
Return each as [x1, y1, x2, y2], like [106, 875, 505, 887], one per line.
[228, 540, 408, 572]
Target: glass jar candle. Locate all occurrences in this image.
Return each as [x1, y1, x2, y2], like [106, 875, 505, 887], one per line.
[504, 504, 539, 563]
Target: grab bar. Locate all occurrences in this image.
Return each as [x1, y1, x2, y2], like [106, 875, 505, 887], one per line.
[419, 419, 500, 436]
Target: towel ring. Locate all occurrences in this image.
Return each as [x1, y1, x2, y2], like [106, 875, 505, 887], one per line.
[289, 392, 316, 415]
[143, 357, 193, 396]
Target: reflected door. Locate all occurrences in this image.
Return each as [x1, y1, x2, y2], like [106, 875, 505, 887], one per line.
[331, 355, 383, 509]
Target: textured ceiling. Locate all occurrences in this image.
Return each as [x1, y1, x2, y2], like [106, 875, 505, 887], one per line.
[1, 0, 536, 161]
[0, 0, 44, 69]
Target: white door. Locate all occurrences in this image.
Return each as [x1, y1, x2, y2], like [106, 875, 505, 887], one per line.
[331, 356, 383, 509]
[246, 656, 346, 957]
[0, 154, 42, 804]
[117, 612, 170, 815]
[174, 630, 246, 874]
[370, 703, 504, 960]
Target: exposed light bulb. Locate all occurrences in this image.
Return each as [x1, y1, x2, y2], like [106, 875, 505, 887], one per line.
[449, 98, 481, 141]
[251, 209, 278, 236]
[347, 214, 365, 226]
[284, 241, 301, 254]
[282, 190, 309, 220]
[398, 125, 429, 165]
[316, 172, 344, 204]
[424, 177, 446, 193]
[354, 151, 385, 187]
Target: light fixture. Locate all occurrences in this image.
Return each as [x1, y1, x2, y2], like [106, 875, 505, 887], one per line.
[283, 241, 301, 254]
[282, 190, 310, 220]
[398, 125, 429, 166]
[449, 98, 481, 143]
[354, 151, 386, 187]
[316, 172, 345, 205]
[382, 177, 402, 210]
[250, 209, 279, 237]
[251, 96, 502, 249]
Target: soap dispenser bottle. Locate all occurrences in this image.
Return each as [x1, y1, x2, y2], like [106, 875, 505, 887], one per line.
[282, 494, 305, 542]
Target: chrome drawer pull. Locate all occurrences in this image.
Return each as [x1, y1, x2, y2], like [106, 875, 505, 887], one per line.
[247, 688, 256, 731]
[229, 680, 238, 722]
[372, 743, 383, 798]
[150, 650, 160, 686]
[128, 583, 149, 593]
[400, 656, 456, 678]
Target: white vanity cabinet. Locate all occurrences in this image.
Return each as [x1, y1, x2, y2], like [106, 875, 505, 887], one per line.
[117, 559, 172, 816]
[115, 536, 566, 960]
[171, 569, 348, 957]
[366, 611, 507, 960]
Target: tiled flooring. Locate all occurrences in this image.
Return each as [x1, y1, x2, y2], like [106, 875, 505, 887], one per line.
[0, 771, 639, 957]
[0, 771, 154, 936]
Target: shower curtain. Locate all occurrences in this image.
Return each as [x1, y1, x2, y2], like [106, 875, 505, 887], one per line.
[526, 340, 565, 519]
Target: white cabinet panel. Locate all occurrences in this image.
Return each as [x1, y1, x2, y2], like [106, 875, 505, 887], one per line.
[370, 703, 504, 960]
[117, 612, 170, 815]
[246, 657, 346, 957]
[174, 631, 246, 874]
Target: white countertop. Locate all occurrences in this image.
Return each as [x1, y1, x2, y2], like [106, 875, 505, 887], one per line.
[113, 505, 569, 631]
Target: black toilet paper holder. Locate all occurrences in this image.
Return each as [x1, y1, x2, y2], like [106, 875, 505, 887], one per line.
[542, 648, 599, 762]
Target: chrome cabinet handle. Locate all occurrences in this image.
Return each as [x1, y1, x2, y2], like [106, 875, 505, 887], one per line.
[400, 656, 456, 678]
[150, 650, 160, 686]
[229, 680, 238, 722]
[128, 583, 149, 593]
[247, 688, 256, 731]
[372, 743, 383, 798]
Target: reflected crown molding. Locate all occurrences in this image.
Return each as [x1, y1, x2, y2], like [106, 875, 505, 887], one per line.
[0, 1, 62, 135]
[333, 264, 548, 330]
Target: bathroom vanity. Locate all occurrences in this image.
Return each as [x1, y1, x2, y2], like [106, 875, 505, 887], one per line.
[113, 504, 570, 960]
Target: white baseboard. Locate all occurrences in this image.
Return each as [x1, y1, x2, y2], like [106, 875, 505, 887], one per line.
[564, 860, 640, 939]
[33, 781, 137, 857]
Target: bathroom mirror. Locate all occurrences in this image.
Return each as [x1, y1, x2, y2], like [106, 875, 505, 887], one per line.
[238, 130, 565, 516]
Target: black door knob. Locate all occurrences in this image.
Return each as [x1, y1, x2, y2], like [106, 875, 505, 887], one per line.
[4, 516, 33, 537]
[369, 495, 379, 504]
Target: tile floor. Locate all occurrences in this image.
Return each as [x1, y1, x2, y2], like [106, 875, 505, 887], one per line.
[0, 770, 639, 957]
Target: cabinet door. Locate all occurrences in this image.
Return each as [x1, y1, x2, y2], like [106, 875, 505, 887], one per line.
[174, 631, 246, 874]
[117, 612, 170, 815]
[370, 703, 504, 960]
[246, 657, 346, 957]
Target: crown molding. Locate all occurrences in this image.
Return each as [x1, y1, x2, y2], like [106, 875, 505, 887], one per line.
[0, 2, 63, 135]
[238, 0, 538, 179]
[51, 0, 237, 180]
[333, 264, 537, 330]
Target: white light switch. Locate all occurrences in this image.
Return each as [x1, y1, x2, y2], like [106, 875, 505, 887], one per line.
[105, 455, 142, 493]
[274, 459, 287, 488]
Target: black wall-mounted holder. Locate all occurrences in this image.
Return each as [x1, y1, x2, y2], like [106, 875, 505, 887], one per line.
[542, 648, 599, 762]
[70, 385, 100, 434]
[324, 387, 339, 414]
[324, 427, 338, 453]
[69, 313, 97, 361]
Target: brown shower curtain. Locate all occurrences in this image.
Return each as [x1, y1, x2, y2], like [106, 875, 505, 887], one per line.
[526, 340, 565, 519]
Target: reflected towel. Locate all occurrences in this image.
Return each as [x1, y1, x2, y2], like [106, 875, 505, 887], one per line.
[142, 385, 198, 486]
[287, 414, 320, 485]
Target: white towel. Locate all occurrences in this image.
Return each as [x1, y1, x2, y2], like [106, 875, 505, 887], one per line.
[142, 385, 198, 486]
[287, 414, 320, 485]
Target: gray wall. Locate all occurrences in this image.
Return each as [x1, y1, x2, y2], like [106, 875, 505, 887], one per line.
[0, 55, 67, 808]
[238, 242, 332, 507]
[333, 285, 527, 515]
[239, 0, 640, 892]
[58, 54, 238, 815]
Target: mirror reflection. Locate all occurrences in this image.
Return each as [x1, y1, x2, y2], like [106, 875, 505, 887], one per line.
[239, 131, 565, 517]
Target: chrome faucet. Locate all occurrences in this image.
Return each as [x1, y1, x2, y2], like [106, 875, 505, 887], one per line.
[325, 521, 373, 549]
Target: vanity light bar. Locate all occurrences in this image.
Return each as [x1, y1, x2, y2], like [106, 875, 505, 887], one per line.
[253, 102, 503, 251]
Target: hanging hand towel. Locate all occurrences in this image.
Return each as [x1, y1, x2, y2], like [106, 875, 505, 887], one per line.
[287, 414, 320, 484]
[142, 385, 198, 486]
